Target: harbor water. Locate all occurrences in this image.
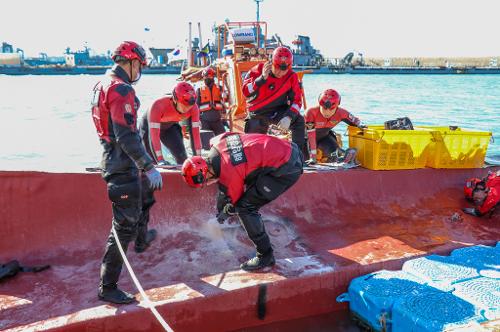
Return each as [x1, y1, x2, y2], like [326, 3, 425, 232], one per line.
[0, 74, 498, 172]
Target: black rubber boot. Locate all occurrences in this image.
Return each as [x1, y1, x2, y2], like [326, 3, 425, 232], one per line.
[98, 286, 136, 304]
[240, 252, 276, 271]
[134, 229, 157, 253]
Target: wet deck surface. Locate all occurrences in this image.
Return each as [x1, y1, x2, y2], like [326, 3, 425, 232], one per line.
[0, 168, 498, 331]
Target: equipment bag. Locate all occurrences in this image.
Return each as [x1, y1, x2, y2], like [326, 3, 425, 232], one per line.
[384, 117, 414, 130]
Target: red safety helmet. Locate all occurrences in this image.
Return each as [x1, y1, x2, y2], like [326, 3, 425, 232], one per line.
[319, 89, 341, 110]
[464, 177, 481, 200]
[173, 82, 196, 106]
[272, 46, 293, 71]
[181, 156, 208, 188]
[202, 67, 216, 78]
[112, 41, 147, 66]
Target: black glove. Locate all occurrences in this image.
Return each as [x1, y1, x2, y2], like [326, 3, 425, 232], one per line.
[216, 212, 230, 224]
[462, 207, 480, 216]
[216, 203, 236, 224]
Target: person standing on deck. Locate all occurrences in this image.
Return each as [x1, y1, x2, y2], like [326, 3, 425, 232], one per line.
[91, 41, 162, 304]
[242, 46, 306, 155]
[181, 133, 303, 271]
[139, 82, 202, 165]
[196, 67, 226, 136]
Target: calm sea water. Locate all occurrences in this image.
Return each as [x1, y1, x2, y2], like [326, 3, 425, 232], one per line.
[0, 74, 498, 172]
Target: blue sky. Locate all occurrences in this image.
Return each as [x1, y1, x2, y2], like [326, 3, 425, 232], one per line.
[2, 0, 499, 58]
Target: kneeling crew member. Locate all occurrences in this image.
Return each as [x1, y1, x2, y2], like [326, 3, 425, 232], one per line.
[242, 46, 306, 153]
[140, 82, 201, 165]
[463, 170, 499, 217]
[305, 89, 364, 162]
[91, 41, 162, 304]
[181, 133, 304, 271]
[196, 67, 226, 135]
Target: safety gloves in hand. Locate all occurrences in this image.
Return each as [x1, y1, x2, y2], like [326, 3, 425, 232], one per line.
[277, 116, 291, 131]
[145, 167, 163, 190]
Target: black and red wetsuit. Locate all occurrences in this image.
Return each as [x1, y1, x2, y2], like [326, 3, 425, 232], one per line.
[196, 83, 226, 136]
[91, 65, 156, 290]
[139, 96, 201, 165]
[208, 133, 303, 257]
[305, 106, 361, 160]
[242, 63, 306, 153]
[474, 171, 500, 217]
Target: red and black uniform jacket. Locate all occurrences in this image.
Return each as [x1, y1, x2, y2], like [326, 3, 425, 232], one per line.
[242, 63, 302, 116]
[91, 66, 154, 179]
[304, 106, 360, 160]
[475, 171, 500, 216]
[196, 84, 224, 113]
[208, 133, 292, 206]
[145, 96, 202, 163]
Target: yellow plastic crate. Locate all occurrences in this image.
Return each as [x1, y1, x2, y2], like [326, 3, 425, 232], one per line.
[417, 126, 492, 169]
[348, 125, 433, 170]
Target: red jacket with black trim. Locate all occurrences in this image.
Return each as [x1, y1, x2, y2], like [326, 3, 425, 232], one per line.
[477, 171, 500, 216]
[91, 66, 154, 178]
[242, 63, 302, 114]
[209, 133, 292, 204]
[146, 96, 201, 163]
[305, 106, 360, 159]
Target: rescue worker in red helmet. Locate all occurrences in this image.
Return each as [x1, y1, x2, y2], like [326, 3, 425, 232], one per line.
[305, 89, 364, 163]
[462, 170, 500, 217]
[91, 41, 162, 304]
[181, 133, 303, 271]
[139, 82, 202, 165]
[242, 47, 306, 155]
[464, 177, 482, 201]
[196, 67, 226, 136]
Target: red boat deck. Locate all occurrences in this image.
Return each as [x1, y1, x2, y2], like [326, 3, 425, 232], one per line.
[0, 168, 498, 331]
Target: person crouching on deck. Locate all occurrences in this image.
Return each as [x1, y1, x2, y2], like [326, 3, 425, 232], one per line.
[304, 89, 365, 163]
[139, 82, 202, 165]
[181, 133, 304, 271]
[463, 170, 500, 218]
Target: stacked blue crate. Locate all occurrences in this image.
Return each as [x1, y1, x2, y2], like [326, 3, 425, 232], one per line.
[402, 255, 479, 290]
[338, 244, 499, 331]
[453, 277, 500, 321]
[391, 290, 482, 331]
[451, 244, 500, 272]
[336, 270, 428, 331]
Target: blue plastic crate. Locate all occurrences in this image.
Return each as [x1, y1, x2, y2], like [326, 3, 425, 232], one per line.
[402, 255, 479, 289]
[337, 270, 428, 331]
[453, 277, 500, 321]
[392, 290, 483, 331]
[451, 245, 500, 272]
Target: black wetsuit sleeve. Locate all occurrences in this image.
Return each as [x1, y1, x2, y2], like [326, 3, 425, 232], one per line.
[109, 84, 154, 170]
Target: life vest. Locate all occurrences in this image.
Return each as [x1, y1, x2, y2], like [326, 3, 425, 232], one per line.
[198, 85, 224, 112]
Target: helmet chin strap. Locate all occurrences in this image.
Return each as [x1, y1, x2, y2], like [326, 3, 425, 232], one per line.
[129, 60, 142, 85]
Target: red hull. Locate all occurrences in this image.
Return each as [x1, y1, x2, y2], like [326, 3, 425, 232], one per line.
[1, 168, 498, 331]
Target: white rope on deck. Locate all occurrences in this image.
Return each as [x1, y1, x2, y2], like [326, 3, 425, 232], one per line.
[112, 226, 174, 332]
